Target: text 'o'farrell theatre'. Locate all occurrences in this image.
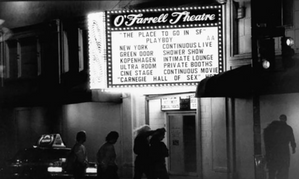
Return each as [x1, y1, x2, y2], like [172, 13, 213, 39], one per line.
[88, 5, 224, 89]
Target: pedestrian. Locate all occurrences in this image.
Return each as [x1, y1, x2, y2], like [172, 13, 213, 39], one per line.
[73, 130, 89, 179]
[133, 125, 155, 179]
[97, 131, 119, 179]
[149, 128, 169, 179]
[264, 114, 296, 179]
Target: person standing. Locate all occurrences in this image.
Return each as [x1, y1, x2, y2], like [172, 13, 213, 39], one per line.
[149, 128, 169, 179]
[97, 131, 119, 179]
[73, 130, 89, 179]
[133, 125, 155, 179]
[264, 114, 296, 179]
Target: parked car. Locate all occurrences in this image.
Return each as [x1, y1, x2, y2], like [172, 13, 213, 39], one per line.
[0, 134, 97, 179]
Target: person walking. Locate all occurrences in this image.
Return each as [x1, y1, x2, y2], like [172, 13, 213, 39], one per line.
[133, 125, 155, 179]
[149, 128, 169, 179]
[96, 131, 119, 179]
[264, 114, 296, 179]
[73, 130, 89, 179]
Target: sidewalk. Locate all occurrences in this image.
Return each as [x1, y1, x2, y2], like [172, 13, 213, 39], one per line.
[121, 176, 199, 179]
[169, 176, 199, 179]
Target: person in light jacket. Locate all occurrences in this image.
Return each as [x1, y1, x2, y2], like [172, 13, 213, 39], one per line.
[73, 130, 89, 179]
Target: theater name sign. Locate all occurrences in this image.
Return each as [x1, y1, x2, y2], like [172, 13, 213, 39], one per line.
[88, 5, 223, 89]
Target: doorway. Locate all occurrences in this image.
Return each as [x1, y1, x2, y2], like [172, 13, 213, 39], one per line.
[167, 112, 198, 177]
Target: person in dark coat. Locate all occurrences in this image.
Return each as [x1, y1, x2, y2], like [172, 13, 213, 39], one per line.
[264, 114, 296, 179]
[149, 128, 169, 179]
[133, 125, 155, 179]
[97, 131, 119, 179]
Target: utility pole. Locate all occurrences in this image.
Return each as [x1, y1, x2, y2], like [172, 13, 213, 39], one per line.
[251, 0, 266, 178]
[251, 0, 286, 178]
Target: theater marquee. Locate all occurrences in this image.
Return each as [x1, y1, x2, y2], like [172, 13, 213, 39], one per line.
[89, 6, 223, 89]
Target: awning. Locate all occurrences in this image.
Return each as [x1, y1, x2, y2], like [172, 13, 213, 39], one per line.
[195, 65, 258, 98]
[195, 64, 299, 98]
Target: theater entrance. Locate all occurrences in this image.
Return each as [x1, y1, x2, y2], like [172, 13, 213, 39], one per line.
[167, 112, 199, 177]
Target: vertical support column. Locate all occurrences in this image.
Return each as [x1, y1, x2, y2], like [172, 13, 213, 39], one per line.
[253, 95, 265, 179]
[251, 0, 258, 69]
[226, 97, 236, 179]
[196, 98, 203, 179]
[17, 41, 21, 78]
[253, 96, 261, 155]
[0, 35, 3, 86]
[145, 96, 150, 125]
[56, 19, 62, 84]
[251, 0, 265, 178]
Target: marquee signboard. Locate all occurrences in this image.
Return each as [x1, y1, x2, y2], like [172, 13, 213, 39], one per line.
[106, 6, 223, 88]
[88, 6, 223, 89]
[88, 12, 107, 89]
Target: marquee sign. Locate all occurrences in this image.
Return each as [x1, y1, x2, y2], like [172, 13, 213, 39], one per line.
[89, 6, 223, 89]
[88, 12, 107, 89]
[106, 6, 223, 88]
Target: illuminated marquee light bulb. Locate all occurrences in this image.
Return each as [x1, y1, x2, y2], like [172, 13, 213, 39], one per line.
[262, 60, 271, 69]
[286, 38, 294, 46]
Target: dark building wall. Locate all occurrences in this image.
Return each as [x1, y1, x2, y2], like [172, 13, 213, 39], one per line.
[0, 102, 125, 174]
[0, 106, 63, 165]
[0, 0, 128, 174]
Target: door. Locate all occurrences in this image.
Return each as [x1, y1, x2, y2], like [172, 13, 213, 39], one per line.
[167, 112, 198, 177]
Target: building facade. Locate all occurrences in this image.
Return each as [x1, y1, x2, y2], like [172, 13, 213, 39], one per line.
[0, 1, 299, 179]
